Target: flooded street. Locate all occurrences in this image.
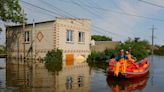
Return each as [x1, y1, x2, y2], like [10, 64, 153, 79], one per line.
[0, 56, 164, 92]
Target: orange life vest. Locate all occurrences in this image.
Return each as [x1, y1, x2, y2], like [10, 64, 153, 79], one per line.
[127, 54, 135, 62]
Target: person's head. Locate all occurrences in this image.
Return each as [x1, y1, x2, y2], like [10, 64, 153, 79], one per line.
[119, 49, 124, 55]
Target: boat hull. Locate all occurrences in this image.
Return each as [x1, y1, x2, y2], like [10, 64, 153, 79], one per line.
[107, 58, 150, 78]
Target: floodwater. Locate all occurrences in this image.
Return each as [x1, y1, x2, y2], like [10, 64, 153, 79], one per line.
[0, 55, 164, 92]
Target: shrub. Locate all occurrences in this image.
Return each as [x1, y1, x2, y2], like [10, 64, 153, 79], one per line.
[154, 45, 164, 55]
[44, 49, 63, 73]
[0, 45, 6, 54]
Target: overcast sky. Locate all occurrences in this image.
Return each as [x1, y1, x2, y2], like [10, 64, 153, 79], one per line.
[1, 0, 164, 45]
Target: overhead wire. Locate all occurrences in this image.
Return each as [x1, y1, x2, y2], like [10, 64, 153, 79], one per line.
[59, 0, 164, 22]
[57, 0, 164, 40]
[39, 0, 74, 18]
[21, 0, 163, 42]
[21, 0, 64, 17]
[138, 0, 164, 9]
[21, 0, 118, 37]
[79, 0, 136, 37]
[37, 0, 117, 36]
[105, 0, 137, 37]
[69, 0, 132, 37]
[39, 0, 123, 36]
[21, 3, 55, 18]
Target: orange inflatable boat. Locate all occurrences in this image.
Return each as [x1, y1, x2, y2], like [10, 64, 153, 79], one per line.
[107, 58, 150, 78]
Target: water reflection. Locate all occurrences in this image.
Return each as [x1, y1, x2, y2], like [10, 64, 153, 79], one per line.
[6, 59, 90, 92]
[45, 60, 62, 74]
[106, 74, 149, 92]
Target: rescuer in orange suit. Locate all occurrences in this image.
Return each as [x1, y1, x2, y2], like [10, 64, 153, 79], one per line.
[114, 49, 128, 76]
[126, 48, 136, 63]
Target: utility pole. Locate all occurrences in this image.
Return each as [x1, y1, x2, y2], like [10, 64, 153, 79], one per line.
[151, 25, 156, 86]
[23, 9, 26, 59]
[32, 19, 35, 60]
[151, 25, 156, 55]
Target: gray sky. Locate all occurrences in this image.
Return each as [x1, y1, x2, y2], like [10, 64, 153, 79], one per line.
[1, 0, 164, 45]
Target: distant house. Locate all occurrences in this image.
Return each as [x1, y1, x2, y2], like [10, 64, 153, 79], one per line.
[6, 17, 91, 61]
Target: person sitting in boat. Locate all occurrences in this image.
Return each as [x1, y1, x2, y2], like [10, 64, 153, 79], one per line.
[126, 48, 140, 69]
[126, 48, 136, 63]
[114, 49, 128, 76]
[115, 49, 128, 61]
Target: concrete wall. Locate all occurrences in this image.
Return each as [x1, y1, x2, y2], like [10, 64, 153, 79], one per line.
[91, 41, 120, 52]
[55, 18, 91, 60]
[6, 21, 54, 59]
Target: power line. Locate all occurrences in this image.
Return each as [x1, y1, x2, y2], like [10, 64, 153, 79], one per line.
[59, 0, 164, 40]
[39, 0, 74, 18]
[21, 0, 160, 41]
[38, 0, 123, 37]
[70, 0, 103, 18]
[107, 0, 137, 36]
[38, 0, 115, 36]
[85, 0, 103, 13]
[57, 1, 164, 36]
[22, 3, 55, 18]
[21, 0, 64, 17]
[21, 0, 121, 37]
[92, 25, 121, 36]
[69, 0, 134, 37]
[92, 28, 107, 35]
[91, 0, 136, 37]
[138, 0, 164, 9]
[54, 0, 164, 40]
[59, 0, 164, 22]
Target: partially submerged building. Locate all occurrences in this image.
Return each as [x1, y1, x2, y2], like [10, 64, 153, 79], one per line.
[6, 18, 91, 60]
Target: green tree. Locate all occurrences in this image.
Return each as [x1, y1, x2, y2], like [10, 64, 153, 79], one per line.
[0, 28, 2, 32]
[154, 45, 164, 55]
[0, 45, 5, 54]
[44, 49, 63, 74]
[91, 35, 112, 41]
[162, 45, 164, 48]
[0, 0, 23, 23]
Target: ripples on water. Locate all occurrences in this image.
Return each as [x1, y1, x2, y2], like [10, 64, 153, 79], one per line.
[0, 56, 164, 92]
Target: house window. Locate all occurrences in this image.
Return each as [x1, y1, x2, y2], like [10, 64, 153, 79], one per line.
[66, 76, 73, 89]
[78, 32, 85, 42]
[66, 30, 73, 42]
[24, 31, 30, 43]
[78, 76, 83, 87]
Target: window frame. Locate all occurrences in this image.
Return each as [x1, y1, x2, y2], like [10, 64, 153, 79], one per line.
[78, 31, 85, 43]
[66, 30, 74, 43]
[24, 31, 30, 43]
